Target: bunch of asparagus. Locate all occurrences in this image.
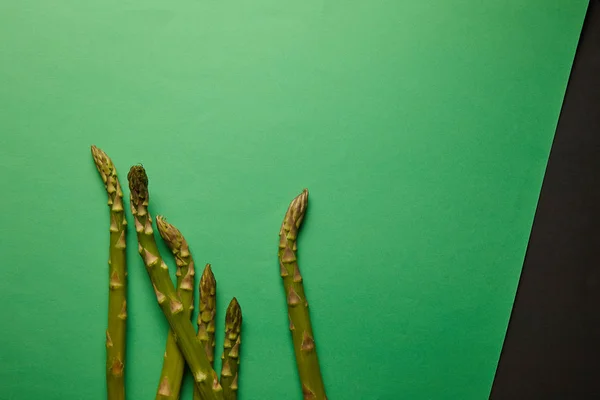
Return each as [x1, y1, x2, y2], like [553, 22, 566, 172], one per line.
[92, 146, 327, 400]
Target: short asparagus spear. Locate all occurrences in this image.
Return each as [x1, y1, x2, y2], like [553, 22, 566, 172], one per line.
[220, 298, 242, 400]
[278, 189, 327, 400]
[127, 165, 223, 400]
[155, 216, 196, 400]
[194, 265, 217, 400]
[91, 145, 128, 400]
[198, 264, 217, 367]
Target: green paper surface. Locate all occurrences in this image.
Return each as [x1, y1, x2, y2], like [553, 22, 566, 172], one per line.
[0, 1, 588, 399]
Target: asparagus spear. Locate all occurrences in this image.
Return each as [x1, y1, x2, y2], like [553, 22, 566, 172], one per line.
[278, 189, 327, 400]
[155, 216, 196, 400]
[220, 298, 242, 400]
[198, 264, 217, 367]
[91, 145, 128, 400]
[127, 165, 223, 400]
[194, 264, 217, 400]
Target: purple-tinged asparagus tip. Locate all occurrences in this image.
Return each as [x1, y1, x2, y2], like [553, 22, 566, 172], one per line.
[127, 165, 149, 207]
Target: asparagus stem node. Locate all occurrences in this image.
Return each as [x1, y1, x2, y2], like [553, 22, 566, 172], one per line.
[278, 189, 327, 400]
[91, 145, 128, 400]
[154, 216, 196, 400]
[127, 165, 223, 400]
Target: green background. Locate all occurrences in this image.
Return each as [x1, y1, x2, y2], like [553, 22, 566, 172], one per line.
[0, 1, 588, 399]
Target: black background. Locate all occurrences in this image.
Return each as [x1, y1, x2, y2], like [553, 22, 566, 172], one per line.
[490, 1, 600, 399]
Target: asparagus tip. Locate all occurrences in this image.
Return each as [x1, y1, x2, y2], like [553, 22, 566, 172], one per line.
[200, 263, 216, 295]
[127, 165, 149, 206]
[156, 215, 184, 251]
[156, 214, 167, 227]
[90, 145, 114, 178]
[202, 263, 214, 277]
[91, 144, 107, 161]
[283, 188, 309, 231]
[226, 297, 242, 329]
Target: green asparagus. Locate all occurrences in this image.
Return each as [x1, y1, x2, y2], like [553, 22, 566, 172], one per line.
[127, 165, 223, 400]
[91, 145, 128, 400]
[220, 298, 242, 400]
[155, 216, 196, 400]
[198, 264, 217, 366]
[278, 189, 327, 400]
[194, 264, 217, 400]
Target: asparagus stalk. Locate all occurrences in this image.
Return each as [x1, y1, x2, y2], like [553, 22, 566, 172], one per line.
[198, 264, 217, 367]
[127, 165, 223, 400]
[220, 298, 242, 400]
[91, 145, 128, 400]
[278, 189, 327, 400]
[194, 264, 217, 400]
[154, 216, 196, 400]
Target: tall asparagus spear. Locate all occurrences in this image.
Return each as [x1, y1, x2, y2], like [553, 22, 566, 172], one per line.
[194, 264, 217, 400]
[91, 145, 128, 400]
[155, 216, 196, 400]
[220, 298, 242, 400]
[278, 189, 327, 400]
[127, 165, 223, 400]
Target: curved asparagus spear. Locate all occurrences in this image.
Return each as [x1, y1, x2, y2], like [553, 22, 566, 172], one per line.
[155, 216, 196, 400]
[91, 145, 128, 400]
[278, 189, 327, 400]
[220, 298, 242, 400]
[127, 165, 223, 400]
[194, 264, 217, 400]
